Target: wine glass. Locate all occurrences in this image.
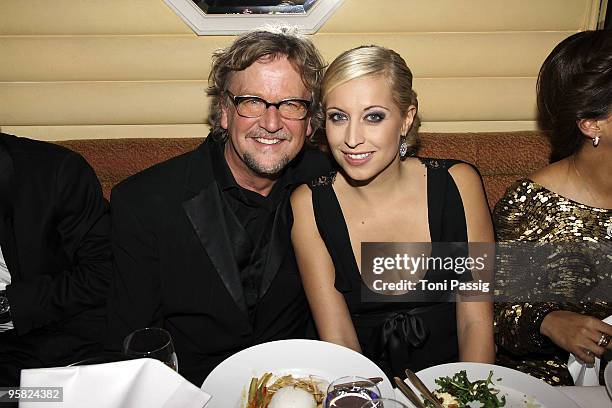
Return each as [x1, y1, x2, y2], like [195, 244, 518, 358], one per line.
[123, 327, 178, 371]
[324, 376, 380, 408]
[359, 399, 410, 408]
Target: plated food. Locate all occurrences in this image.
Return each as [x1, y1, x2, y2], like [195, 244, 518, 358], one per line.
[201, 339, 395, 408]
[414, 362, 579, 408]
[424, 370, 505, 408]
[244, 373, 327, 408]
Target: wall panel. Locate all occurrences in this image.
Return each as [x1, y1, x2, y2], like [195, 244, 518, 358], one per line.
[0, 32, 573, 81]
[2, 121, 540, 141]
[0, 36, 229, 81]
[321, 0, 595, 33]
[0, 0, 602, 139]
[312, 32, 573, 78]
[0, 0, 595, 35]
[0, 124, 209, 141]
[0, 81, 208, 125]
[0, 0, 191, 35]
[415, 78, 537, 121]
[0, 78, 535, 125]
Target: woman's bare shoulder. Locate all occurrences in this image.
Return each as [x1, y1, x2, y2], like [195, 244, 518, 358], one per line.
[447, 162, 484, 190]
[529, 160, 568, 191]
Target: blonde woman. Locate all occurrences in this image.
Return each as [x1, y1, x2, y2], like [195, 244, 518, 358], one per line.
[291, 45, 495, 378]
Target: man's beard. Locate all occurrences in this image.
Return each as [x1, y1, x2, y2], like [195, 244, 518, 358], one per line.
[243, 151, 291, 176]
[242, 130, 293, 176]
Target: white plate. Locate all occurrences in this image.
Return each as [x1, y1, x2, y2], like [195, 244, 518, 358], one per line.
[201, 339, 394, 408]
[605, 361, 612, 399]
[400, 362, 579, 408]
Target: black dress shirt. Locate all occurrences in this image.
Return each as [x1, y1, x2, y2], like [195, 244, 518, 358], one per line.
[209, 141, 293, 318]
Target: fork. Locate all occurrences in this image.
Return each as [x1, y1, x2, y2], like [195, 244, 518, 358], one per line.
[404, 368, 444, 408]
[393, 376, 426, 408]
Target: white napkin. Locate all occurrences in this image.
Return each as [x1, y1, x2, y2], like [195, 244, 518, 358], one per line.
[20, 358, 211, 408]
[568, 315, 612, 386]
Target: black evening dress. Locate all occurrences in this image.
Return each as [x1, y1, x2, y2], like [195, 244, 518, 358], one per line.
[309, 158, 469, 379]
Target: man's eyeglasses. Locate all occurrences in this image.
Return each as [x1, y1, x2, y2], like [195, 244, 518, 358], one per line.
[225, 91, 311, 120]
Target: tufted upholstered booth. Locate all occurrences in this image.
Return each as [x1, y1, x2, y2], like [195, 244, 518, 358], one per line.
[55, 131, 551, 210]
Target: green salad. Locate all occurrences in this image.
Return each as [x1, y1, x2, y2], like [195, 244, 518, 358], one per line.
[424, 370, 506, 408]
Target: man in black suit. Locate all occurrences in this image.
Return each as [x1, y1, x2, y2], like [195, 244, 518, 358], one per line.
[0, 133, 112, 385]
[106, 27, 330, 386]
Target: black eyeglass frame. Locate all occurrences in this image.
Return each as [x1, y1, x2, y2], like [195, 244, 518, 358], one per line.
[225, 91, 311, 120]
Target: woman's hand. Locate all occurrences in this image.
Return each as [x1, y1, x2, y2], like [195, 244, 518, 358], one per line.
[540, 310, 612, 363]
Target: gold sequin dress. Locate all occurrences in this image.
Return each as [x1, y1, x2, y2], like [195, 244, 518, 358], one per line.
[493, 179, 611, 385]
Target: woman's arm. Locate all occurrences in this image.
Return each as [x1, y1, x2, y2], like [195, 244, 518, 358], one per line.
[491, 181, 562, 355]
[449, 163, 495, 363]
[493, 181, 612, 363]
[290, 185, 362, 352]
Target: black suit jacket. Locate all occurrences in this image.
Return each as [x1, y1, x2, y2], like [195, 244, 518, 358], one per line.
[0, 133, 112, 385]
[107, 136, 331, 386]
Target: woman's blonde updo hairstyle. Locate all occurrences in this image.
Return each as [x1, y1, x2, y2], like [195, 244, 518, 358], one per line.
[317, 45, 421, 156]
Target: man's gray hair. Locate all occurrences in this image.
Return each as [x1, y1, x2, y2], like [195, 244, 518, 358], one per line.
[206, 25, 326, 142]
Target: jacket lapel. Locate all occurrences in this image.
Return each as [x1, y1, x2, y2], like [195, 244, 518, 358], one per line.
[0, 136, 20, 279]
[257, 148, 331, 298]
[181, 139, 248, 315]
[258, 193, 292, 298]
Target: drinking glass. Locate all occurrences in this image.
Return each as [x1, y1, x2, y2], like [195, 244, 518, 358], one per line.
[123, 327, 178, 371]
[360, 399, 410, 408]
[324, 376, 380, 408]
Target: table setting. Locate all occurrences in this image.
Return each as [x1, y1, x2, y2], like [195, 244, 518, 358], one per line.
[18, 327, 211, 408]
[393, 362, 611, 408]
[199, 339, 612, 408]
[20, 358, 211, 408]
[14, 334, 612, 408]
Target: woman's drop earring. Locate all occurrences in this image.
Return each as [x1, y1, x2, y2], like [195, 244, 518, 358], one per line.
[399, 136, 408, 158]
[592, 136, 600, 147]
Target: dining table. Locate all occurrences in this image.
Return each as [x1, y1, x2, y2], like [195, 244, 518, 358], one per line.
[16, 338, 612, 408]
[557, 386, 611, 407]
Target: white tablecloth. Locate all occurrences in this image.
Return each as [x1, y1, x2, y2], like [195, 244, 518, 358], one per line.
[559, 386, 611, 408]
[20, 359, 211, 408]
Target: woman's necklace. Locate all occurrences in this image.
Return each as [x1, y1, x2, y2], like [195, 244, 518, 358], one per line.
[570, 155, 606, 208]
[570, 156, 612, 238]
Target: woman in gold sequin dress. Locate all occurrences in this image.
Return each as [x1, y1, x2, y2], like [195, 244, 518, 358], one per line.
[493, 30, 612, 385]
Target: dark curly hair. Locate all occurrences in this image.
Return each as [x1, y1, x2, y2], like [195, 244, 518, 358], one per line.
[206, 26, 326, 142]
[537, 30, 612, 162]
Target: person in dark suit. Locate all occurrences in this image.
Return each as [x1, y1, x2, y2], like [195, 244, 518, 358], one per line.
[0, 133, 112, 385]
[106, 26, 330, 386]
